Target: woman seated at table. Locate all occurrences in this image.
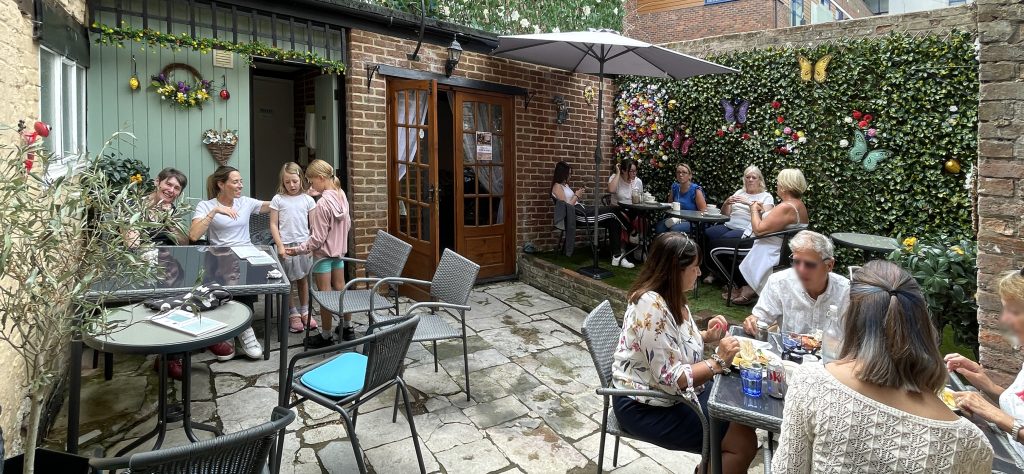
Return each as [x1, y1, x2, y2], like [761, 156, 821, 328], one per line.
[612, 232, 756, 472]
[124, 167, 189, 248]
[721, 168, 808, 304]
[946, 268, 1024, 461]
[552, 161, 634, 268]
[705, 165, 775, 247]
[607, 158, 641, 244]
[655, 163, 707, 234]
[188, 165, 271, 361]
[773, 260, 992, 473]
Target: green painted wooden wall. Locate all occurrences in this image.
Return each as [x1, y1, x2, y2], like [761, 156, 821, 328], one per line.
[87, 18, 251, 205]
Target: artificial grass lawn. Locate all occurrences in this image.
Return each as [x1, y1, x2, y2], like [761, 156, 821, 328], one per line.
[535, 249, 975, 359]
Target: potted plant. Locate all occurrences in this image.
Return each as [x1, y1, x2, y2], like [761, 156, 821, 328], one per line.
[0, 132, 171, 473]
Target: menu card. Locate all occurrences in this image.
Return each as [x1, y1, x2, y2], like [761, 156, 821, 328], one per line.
[150, 309, 226, 336]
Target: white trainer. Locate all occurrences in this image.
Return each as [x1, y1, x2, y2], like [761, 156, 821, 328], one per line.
[237, 327, 263, 359]
[612, 254, 635, 269]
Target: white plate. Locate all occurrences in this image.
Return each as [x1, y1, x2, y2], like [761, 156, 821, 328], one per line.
[734, 336, 772, 351]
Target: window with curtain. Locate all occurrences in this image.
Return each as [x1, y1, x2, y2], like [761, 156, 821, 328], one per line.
[39, 47, 87, 181]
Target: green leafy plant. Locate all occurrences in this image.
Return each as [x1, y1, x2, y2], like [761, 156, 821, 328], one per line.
[97, 151, 152, 193]
[93, 22, 346, 74]
[888, 236, 978, 354]
[367, 0, 622, 35]
[614, 31, 978, 243]
[0, 134, 171, 473]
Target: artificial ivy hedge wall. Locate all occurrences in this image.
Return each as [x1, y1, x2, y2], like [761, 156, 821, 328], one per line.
[614, 31, 978, 244]
[367, 0, 621, 35]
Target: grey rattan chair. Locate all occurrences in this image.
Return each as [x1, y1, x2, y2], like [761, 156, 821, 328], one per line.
[709, 226, 806, 306]
[89, 406, 294, 474]
[372, 249, 480, 401]
[307, 231, 412, 342]
[280, 315, 425, 474]
[582, 300, 710, 473]
[248, 212, 274, 246]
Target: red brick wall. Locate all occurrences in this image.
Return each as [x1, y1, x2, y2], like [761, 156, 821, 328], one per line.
[345, 29, 615, 261]
[625, 0, 776, 44]
[975, 0, 1024, 385]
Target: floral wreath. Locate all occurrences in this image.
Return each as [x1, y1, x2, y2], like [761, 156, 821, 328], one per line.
[151, 63, 212, 110]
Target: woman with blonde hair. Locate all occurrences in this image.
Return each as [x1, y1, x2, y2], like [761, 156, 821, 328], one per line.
[774, 260, 992, 473]
[286, 159, 352, 347]
[947, 268, 1024, 460]
[724, 168, 808, 304]
[705, 165, 775, 244]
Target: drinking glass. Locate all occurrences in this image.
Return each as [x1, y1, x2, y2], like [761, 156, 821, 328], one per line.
[741, 361, 763, 397]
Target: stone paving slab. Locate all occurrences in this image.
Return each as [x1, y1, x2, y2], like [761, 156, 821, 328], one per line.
[58, 281, 769, 473]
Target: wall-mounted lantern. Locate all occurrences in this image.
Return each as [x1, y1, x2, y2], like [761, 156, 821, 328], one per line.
[445, 36, 463, 77]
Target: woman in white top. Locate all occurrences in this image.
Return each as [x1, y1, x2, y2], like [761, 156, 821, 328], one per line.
[705, 165, 775, 244]
[606, 158, 643, 205]
[551, 161, 632, 267]
[612, 232, 755, 472]
[188, 165, 271, 360]
[773, 260, 992, 473]
[946, 268, 1024, 460]
[727, 168, 808, 304]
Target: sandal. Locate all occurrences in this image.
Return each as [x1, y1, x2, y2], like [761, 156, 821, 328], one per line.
[302, 312, 318, 330]
[731, 294, 757, 306]
[288, 315, 304, 333]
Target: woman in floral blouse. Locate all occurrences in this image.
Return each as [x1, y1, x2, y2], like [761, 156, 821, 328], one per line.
[612, 232, 756, 472]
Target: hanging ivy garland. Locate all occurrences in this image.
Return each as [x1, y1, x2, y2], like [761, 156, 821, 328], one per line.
[92, 22, 346, 75]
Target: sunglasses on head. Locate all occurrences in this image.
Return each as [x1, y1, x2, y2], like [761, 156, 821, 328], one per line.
[790, 254, 831, 270]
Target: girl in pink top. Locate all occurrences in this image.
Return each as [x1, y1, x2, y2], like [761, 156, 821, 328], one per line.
[287, 159, 353, 347]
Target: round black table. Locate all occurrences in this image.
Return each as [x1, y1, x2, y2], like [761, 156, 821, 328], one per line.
[830, 232, 899, 261]
[619, 201, 671, 262]
[82, 301, 252, 455]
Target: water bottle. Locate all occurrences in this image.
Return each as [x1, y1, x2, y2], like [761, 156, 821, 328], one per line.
[821, 304, 841, 364]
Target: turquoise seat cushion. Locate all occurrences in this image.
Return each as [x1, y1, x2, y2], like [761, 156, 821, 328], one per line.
[300, 352, 367, 397]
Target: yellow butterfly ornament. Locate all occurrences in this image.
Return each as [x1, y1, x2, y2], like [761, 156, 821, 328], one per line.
[798, 54, 833, 83]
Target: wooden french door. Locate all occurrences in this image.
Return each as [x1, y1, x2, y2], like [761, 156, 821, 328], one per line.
[454, 92, 515, 279]
[387, 79, 439, 298]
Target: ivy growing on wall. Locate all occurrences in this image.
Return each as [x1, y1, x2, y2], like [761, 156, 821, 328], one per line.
[613, 31, 979, 243]
[367, 0, 623, 35]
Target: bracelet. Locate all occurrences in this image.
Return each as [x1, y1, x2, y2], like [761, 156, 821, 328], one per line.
[703, 359, 719, 375]
[1009, 421, 1023, 441]
[711, 354, 731, 374]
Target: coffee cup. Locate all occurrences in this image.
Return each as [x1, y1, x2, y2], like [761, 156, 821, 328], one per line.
[706, 208, 721, 215]
[671, 202, 681, 211]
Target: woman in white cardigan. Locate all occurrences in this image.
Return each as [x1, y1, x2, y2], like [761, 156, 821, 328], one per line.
[773, 260, 992, 473]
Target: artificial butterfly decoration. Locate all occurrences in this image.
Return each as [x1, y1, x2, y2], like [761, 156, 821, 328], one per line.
[721, 98, 749, 124]
[798, 54, 833, 83]
[848, 129, 890, 171]
[672, 128, 696, 155]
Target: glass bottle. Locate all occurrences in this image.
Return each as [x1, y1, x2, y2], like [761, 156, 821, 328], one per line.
[821, 304, 841, 364]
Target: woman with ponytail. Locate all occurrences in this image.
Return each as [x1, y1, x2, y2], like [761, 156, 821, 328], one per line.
[188, 165, 271, 361]
[286, 159, 352, 347]
[773, 260, 991, 473]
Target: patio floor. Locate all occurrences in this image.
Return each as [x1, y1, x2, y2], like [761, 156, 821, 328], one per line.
[48, 281, 769, 473]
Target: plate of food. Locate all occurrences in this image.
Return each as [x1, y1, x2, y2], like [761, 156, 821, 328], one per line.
[732, 339, 781, 367]
[783, 332, 822, 353]
[940, 388, 960, 412]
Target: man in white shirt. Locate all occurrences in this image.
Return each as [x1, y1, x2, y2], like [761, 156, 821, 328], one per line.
[743, 230, 850, 336]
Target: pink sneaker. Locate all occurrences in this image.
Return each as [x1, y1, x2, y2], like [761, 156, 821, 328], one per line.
[288, 316, 304, 333]
[207, 341, 235, 361]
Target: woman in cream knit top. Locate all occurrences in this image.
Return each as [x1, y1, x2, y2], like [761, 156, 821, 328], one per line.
[772, 260, 992, 473]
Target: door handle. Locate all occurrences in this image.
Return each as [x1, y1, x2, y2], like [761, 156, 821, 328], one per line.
[427, 184, 436, 203]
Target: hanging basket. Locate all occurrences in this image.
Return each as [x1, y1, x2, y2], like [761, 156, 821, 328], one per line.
[205, 142, 236, 166]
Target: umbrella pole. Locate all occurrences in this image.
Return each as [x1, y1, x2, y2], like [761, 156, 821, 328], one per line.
[577, 58, 614, 280]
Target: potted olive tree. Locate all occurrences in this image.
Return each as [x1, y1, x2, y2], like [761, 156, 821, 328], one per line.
[0, 132, 170, 473]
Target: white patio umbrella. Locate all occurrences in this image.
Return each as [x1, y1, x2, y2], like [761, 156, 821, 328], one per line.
[493, 29, 737, 279]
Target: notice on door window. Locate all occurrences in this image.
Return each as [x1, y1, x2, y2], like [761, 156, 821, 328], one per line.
[476, 132, 493, 161]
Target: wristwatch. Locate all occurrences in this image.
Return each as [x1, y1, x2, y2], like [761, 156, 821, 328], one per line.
[1008, 420, 1023, 442]
[710, 354, 731, 374]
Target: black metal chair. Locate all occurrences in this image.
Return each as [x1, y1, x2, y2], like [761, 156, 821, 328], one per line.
[582, 300, 710, 473]
[551, 195, 619, 257]
[247, 212, 274, 246]
[280, 315, 425, 474]
[89, 406, 294, 474]
[306, 231, 412, 343]
[709, 226, 807, 306]
[370, 249, 481, 402]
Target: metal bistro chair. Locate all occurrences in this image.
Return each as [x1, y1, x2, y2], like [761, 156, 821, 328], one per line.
[551, 195, 619, 257]
[709, 226, 806, 306]
[307, 231, 412, 343]
[370, 249, 480, 402]
[89, 406, 294, 474]
[280, 315, 425, 474]
[582, 300, 710, 473]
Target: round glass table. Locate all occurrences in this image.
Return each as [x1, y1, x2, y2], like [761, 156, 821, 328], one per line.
[80, 301, 252, 455]
[830, 232, 899, 261]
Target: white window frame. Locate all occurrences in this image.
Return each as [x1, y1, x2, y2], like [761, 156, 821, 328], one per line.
[39, 46, 87, 181]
